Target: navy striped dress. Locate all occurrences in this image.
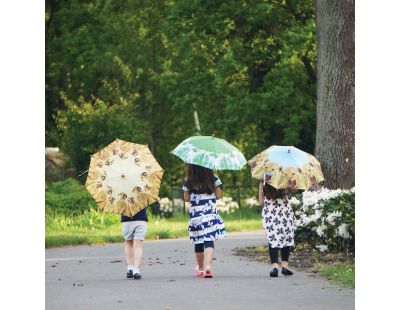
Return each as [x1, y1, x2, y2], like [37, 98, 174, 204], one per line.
[183, 176, 227, 244]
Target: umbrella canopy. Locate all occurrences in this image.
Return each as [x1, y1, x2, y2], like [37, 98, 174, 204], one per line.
[171, 135, 246, 170]
[247, 145, 324, 190]
[85, 139, 164, 217]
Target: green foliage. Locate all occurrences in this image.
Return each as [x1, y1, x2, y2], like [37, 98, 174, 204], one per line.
[45, 178, 96, 215]
[46, 0, 317, 187]
[317, 263, 355, 288]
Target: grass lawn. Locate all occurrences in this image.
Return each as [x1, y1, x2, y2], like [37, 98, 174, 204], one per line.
[45, 208, 262, 248]
[315, 263, 355, 288]
[45, 178, 263, 248]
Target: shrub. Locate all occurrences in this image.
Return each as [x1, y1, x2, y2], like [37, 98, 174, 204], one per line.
[291, 187, 355, 252]
[158, 197, 173, 218]
[45, 178, 96, 216]
[216, 197, 240, 213]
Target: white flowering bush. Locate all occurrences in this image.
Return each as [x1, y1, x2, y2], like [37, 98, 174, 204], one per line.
[216, 197, 240, 213]
[244, 197, 259, 208]
[158, 197, 173, 218]
[172, 198, 190, 213]
[291, 187, 355, 252]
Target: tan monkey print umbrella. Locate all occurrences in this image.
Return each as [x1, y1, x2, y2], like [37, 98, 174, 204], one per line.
[85, 139, 164, 217]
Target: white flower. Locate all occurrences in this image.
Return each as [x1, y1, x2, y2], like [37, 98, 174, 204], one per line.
[159, 197, 172, 212]
[289, 197, 301, 206]
[245, 197, 258, 208]
[310, 209, 322, 222]
[326, 211, 342, 225]
[315, 224, 327, 237]
[302, 204, 309, 212]
[312, 203, 321, 210]
[217, 197, 239, 213]
[173, 198, 184, 208]
[337, 223, 350, 239]
[302, 187, 344, 208]
[300, 214, 311, 226]
[316, 244, 328, 252]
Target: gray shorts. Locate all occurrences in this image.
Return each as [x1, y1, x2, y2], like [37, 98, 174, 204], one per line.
[122, 221, 147, 241]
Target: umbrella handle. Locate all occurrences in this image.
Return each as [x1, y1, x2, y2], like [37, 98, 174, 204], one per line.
[78, 170, 88, 177]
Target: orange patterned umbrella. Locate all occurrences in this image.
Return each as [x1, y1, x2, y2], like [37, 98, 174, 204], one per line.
[85, 139, 164, 217]
[247, 145, 324, 190]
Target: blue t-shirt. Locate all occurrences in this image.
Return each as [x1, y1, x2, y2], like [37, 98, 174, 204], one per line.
[120, 208, 148, 222]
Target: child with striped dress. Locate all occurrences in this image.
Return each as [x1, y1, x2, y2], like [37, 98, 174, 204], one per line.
[183, 164, 226, 278]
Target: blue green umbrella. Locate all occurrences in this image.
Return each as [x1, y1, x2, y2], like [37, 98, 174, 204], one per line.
[171, 136, 246, 170]
[248, 145, 324, 190]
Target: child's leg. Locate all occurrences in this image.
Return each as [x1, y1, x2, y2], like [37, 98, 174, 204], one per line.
[133, 240, 143, 271]
[132, 221, 147, 272]
[204, 241, 215, 270]
[268, 246, 279, 269]
[125, 240, 134, 267]
[194, 243, 204, 270]
[281, 246, 291, 267]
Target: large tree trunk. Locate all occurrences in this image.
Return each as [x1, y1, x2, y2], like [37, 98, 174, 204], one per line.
[315, 0, 355, 189]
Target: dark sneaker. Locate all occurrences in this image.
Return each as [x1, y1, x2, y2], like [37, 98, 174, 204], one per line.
[270, 268, 278, 277]
[282, 267, 294, 276]
[133, 273, 142, 280]
[126, 270, 134, 279]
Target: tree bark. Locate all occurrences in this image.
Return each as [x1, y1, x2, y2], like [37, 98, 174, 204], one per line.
[315, 0, 354, 189]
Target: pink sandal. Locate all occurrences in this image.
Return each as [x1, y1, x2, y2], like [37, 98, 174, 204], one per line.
[203, 268, 213, 278]
[194, 267, 204, 277]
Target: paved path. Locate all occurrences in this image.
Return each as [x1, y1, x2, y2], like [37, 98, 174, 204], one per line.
[46, 231, 354, 310]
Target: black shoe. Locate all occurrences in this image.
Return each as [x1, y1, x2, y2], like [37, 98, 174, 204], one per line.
[133, 273, 142, 280]
[282, 267, 294, 276]
[270, 268, 278, 277]
[126, 270, 134, 279]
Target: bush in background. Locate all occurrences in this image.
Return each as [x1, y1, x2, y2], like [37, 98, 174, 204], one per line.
[45, 178, 96, 216]
[290, 187, 355, 252]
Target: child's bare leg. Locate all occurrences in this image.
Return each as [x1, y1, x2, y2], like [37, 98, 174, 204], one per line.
[195, 252, 204, 270]
[204, 241, 215, 270]
[125, 240, 134, 266]
[204, 247, 214, 269]
[133, 240, 143, 271]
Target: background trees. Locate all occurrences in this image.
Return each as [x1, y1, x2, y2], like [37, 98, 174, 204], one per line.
[46, 0, 354, 190]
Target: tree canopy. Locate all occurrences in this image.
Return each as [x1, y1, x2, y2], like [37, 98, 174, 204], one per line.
[46, 0, 317, 193]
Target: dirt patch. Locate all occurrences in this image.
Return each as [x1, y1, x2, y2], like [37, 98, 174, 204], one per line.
[233, 244, 354, 271]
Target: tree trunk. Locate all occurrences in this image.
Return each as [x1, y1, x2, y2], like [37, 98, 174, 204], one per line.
[315, 0, 354, 189]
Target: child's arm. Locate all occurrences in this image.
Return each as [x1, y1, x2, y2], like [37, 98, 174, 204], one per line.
[215, 186, 222, 200]
[182, 178, 190, 202]
[258, 182, 264, 206]
[183, 191, 190, 202]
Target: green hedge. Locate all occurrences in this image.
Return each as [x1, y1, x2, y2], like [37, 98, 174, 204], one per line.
[45, 178, 97, 216]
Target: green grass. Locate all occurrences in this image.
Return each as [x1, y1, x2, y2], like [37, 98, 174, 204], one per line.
[316, 263, 355, 288]
[45, 179, 263, 248]
[45, 207, 262, 248]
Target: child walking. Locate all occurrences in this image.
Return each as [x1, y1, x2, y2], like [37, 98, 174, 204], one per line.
[259, 178, 296, 277]
[183, 164, 226, 278]
[121, 208, 148, 279]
